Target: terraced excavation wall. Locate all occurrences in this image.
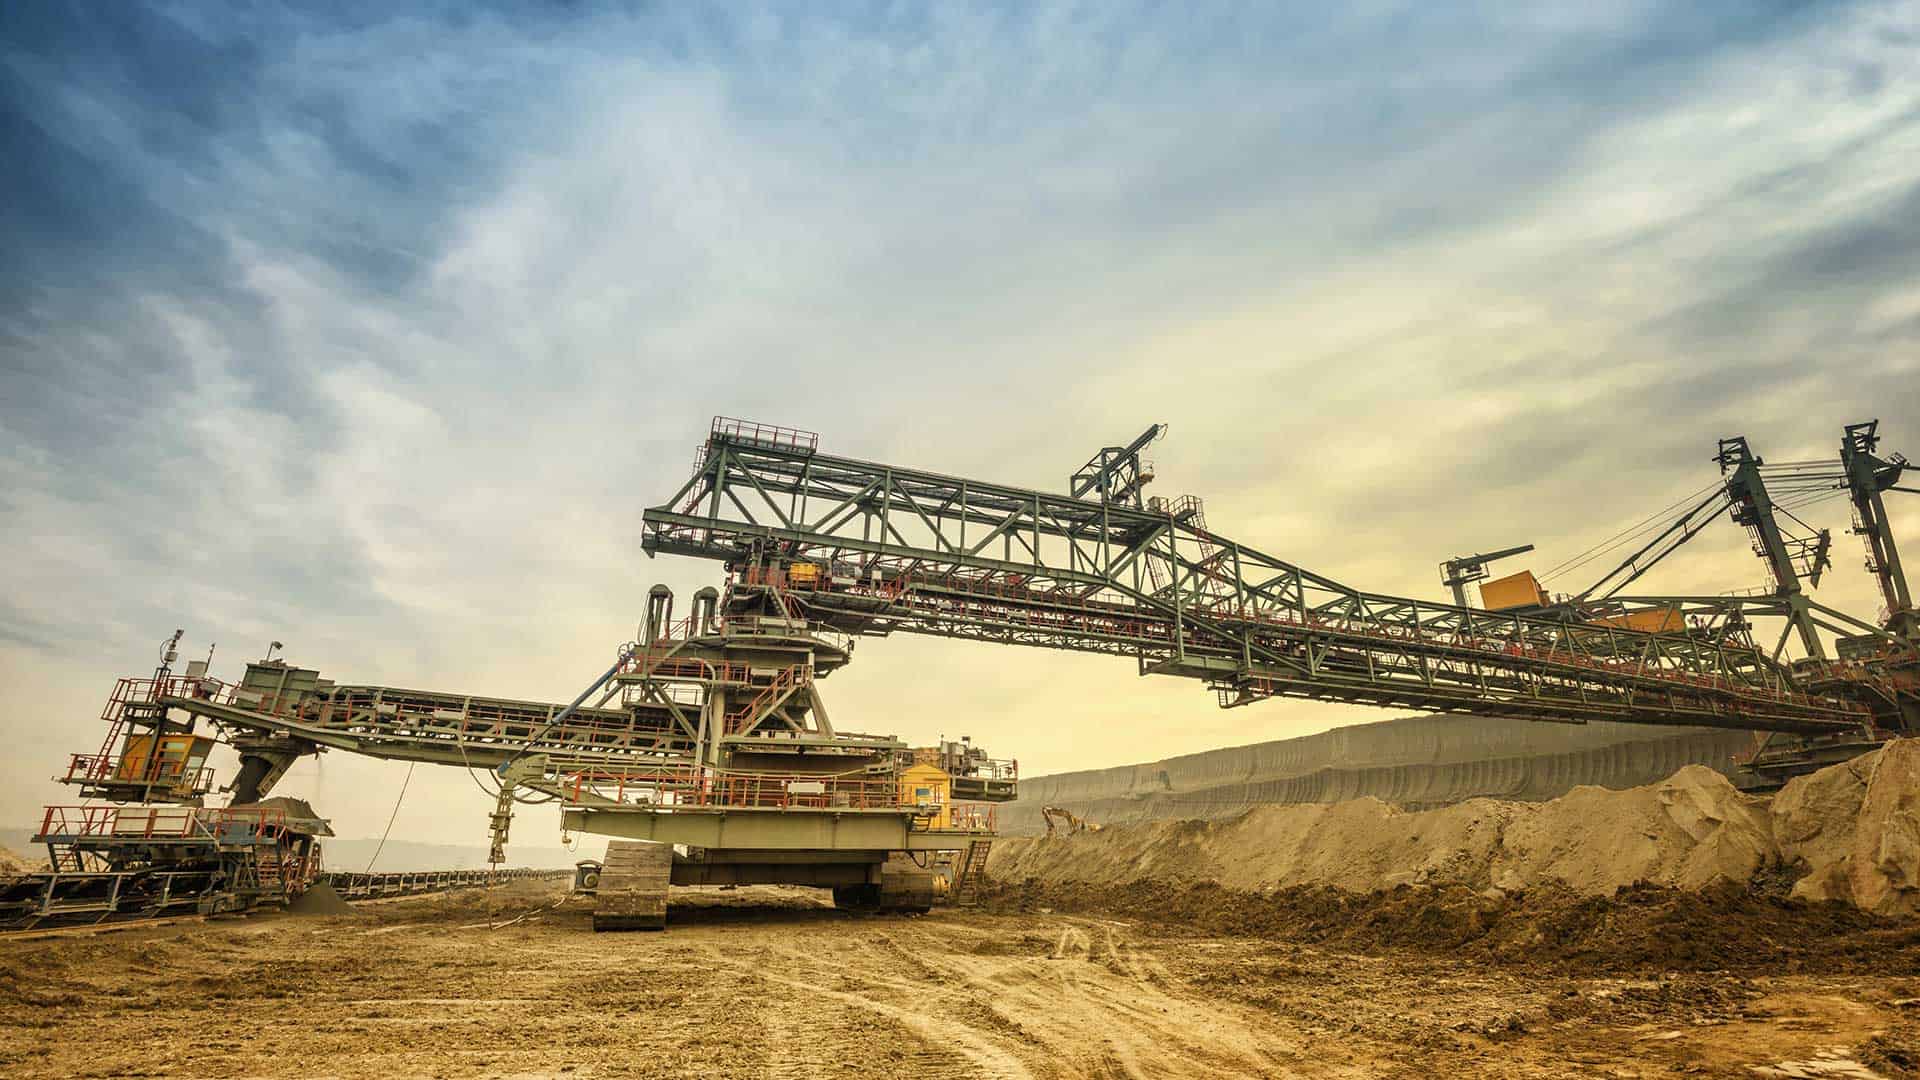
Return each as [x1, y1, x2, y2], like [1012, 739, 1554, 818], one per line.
[1001, 714, 1758, 835]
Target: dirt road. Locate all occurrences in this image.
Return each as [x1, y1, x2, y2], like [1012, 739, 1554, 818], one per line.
[0, 882, 1913, 1078]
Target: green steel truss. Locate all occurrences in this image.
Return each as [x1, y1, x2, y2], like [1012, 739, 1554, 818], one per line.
[641, 424, 1875, 736]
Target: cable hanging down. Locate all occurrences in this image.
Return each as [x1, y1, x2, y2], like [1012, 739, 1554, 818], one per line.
[363, 761, 415, 875]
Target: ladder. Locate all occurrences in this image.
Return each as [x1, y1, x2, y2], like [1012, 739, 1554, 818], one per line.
[254, 852, 284, 893]
[87, 679, 146, 769]
[952, 839, 992, 907]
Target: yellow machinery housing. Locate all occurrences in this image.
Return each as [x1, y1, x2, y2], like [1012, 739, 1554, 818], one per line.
[1590, 607, 1686, 634]
[116, 733, 215, 798]
[1479, 570, 1550, 611]
[898, 762, 951, 828]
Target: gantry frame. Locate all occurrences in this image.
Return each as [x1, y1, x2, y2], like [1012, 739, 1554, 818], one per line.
[639, 420, 1875, 737]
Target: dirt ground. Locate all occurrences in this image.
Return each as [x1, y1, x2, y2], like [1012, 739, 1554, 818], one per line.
[1, 880, 1917, 1079]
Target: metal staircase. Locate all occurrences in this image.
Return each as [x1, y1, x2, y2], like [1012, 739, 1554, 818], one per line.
[952, 839, 992, 907]
[723, 663, 810, 734]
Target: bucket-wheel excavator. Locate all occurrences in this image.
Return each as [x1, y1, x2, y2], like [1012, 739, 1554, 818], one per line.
[7, 416, 1913, 929]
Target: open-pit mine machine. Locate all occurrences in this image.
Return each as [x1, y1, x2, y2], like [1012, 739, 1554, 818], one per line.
[5, 416, 1913, 931]
[3, 567, 1016, 931]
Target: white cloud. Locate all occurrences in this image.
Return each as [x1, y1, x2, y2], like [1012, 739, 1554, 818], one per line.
[3, 2, 1918, 847]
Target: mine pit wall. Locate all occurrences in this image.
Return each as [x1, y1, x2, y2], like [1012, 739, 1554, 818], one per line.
[1001, 714, 1758, 835]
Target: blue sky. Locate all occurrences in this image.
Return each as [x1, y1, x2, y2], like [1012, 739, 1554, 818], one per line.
[3, 2, 1917, 853]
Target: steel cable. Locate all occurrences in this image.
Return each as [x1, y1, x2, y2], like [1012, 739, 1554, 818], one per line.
[363, 761, 415, 874]
[1540, 480, 1726, 583]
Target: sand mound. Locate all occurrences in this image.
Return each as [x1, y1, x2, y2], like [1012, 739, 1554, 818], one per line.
[1490, 764, 1774, 894]
[287, 882, 358, 916]
[0, 845, 39, 876]
[993, 743, 1916, 909]
[1774, 739, 1920, 915]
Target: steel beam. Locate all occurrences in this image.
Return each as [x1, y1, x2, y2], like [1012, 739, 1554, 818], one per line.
[561, 805, 986, 851]
[640, 431, 1873, 736]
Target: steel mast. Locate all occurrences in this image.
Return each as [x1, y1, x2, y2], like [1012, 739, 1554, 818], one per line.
[1841, 420, 1915, 639]
[1717, 436, 1832, 660]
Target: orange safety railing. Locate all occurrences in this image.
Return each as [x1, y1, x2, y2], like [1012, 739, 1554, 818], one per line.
[62, 752, 215, 794]
[36, 804, 288, 842]
[565, 766, 705, 806]
[561, 766, 902, 812]
[623, 615, 713, 681]
[639, 613, 702, 644]
[63, 752, 118, 784]
[616, 653, 752, 684]
[708, 771, 898, 810]
[949, 803, 998, 831]
[89, 675, 228, 760]
[724, 664, 811, 734]
[122, 674, 228, 706]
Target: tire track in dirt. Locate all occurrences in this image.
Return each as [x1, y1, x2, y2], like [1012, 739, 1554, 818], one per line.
[9, 885, 1911, 1078]
[932, 924, 1325, 1079]
[682, 934, 1034, 1078]
[727, 915, 1350, 1079]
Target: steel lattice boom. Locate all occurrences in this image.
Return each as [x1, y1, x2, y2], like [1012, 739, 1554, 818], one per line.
[640, 419, 1880, 737]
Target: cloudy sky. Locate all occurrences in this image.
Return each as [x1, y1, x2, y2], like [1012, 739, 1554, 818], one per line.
[3, 2, 1917, 855]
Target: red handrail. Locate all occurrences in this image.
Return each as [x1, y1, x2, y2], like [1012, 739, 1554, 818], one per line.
[724, 664, 812, 733]
[561, 766, 902, 812]
[36, 804, 288, 841]
[950, 803, 998, 831]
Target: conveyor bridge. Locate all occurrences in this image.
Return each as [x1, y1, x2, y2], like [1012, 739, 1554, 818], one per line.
[640, 418, 1895, 738]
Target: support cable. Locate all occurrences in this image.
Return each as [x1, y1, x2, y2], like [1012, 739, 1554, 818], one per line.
[1775, 491, 1847, 514]
[1543, 480, 1721, 577]
[1568, 487, 1732, 600]
[1541, 480, 1725, 583]
[363, 761, 414, 874]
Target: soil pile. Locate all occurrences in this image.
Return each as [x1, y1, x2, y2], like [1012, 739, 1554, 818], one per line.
[0, 846, 38, 876]
[1490, 764, 1773, 894]
[983, 877, 1920, 975]
[1773, 738, 1920, 915]
[286, 882, 357, 916]
[992, 742, 1918, 910]
[993, 764, 1775, 897]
